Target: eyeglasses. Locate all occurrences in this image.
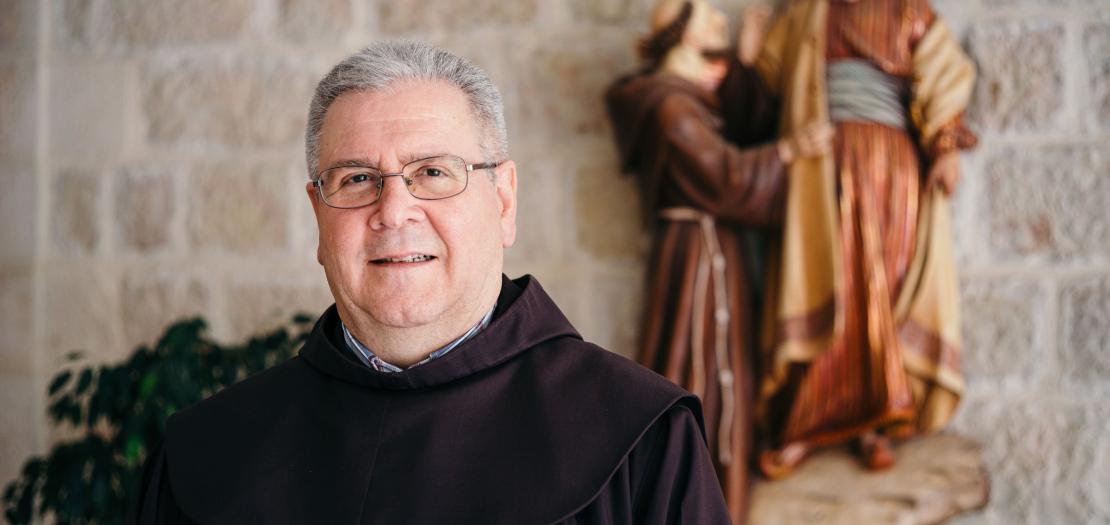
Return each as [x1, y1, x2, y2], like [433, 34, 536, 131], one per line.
[313, 155, 502, 209]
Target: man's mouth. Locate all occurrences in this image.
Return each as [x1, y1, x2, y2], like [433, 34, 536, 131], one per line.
[371, 254, 437, 265]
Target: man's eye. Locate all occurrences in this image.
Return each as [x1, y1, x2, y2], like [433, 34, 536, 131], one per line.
[422, 167, 445, 178]
[344, 173, 375, 186]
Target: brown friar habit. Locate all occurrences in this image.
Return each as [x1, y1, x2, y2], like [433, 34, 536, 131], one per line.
[129, 275, 731, 524]
[605, 65, 787, 524]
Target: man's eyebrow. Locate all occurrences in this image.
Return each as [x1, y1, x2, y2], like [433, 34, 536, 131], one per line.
[322, 158, 379, 171]
[398, 151, 451, 164]
[322, 152, 451, 171]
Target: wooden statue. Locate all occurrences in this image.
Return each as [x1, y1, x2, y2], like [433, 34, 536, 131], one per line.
[605, 1, 833, 521]
[729, 0, 979, 478]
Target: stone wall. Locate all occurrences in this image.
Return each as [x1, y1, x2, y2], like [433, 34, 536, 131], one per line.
[0, 0, 1106, 523]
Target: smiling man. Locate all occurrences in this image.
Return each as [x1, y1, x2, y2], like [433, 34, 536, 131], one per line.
[131, 42, 730, 524]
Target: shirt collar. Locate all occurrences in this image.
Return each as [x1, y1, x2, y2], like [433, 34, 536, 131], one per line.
[341, 304, 496, 373]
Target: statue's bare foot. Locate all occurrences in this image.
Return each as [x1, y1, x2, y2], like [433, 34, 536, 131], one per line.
[858, 432, 895, 471]
[759, 442, 809, 480]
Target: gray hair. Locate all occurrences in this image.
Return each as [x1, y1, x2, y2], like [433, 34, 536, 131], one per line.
[305, 41, 509, 180]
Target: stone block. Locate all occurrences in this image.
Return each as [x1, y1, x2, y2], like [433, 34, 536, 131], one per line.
[433, 30, 531, 155]
[1092, 423, 1110, 520]
[41, 266, 123, 366]
[575, 163, 647, 260]
[1085, 22, 1110, 132]
[51, 168, 100, 255]
[114, 168, 174, 253]
[0, 167, 36, 264]
[714, 0, 764, 18]
[277, 0, 353, 43]
[61, 0, 253, 48]
[958, 277, 1043, 385]
[0, 0, 37, 51]
[580, 266, 644, 358]
[929, 0, 976, 26]
[0, 376, 40, 496]
[986, 145, 1109, 261]
[981, 0, 1090, 6]
[377, 0, 538, 33]
[54, 0, 90, 49]
[120, 274, 208, 349]
[520, 29, 639, 143]
[143, 61, 313, 149]
[748, 434, 988, 525]
[49, 62, 134, 165]
[0, 269, 33, 374]
[0, 58, 36, 164]
[290, 172, 320, 260]
[188, 161, 289, 253]
[949, 396, 1098, 524]
[968, 20, 1065, 134]
[224, 281, 333, 342]
[1058, 276, 1110, 386]
[503, 162, 570, 269]
[523, 264, 588, 335]
[568, 0, 653, 25]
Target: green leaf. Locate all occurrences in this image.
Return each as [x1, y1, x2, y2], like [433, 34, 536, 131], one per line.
[292, 312, 313, 324]
[14, 481, 34, 524]
[124, 436, 143, 466]
[138, 373, 158, 400]
[90, 471, 108, 513]
[48, 371, 72, 396]
[75, 369, 94, 395]
[48, 398, 76, 425]
[8, 313, 309, 522]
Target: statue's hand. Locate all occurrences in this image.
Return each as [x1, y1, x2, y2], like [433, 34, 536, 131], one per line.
[927, 152, 961, 196]
[738, 5, 772, 66]
[778, 121, 835, 163]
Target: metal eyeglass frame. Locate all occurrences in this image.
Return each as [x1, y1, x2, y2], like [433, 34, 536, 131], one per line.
[313, 155, 503, 210]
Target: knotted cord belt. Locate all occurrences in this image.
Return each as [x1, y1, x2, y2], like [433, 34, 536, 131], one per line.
[659, 207, 735, 466]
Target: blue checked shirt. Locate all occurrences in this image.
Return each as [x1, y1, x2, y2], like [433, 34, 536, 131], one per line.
[341, 305, 496, 373]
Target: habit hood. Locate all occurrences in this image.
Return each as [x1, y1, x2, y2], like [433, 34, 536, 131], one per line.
[132, 275, 729, 524]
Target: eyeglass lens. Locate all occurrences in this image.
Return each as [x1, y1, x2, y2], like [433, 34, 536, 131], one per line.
[318, 155, 470, 208]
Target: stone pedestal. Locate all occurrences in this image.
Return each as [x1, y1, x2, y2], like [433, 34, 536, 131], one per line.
[748, 433, 989, 525]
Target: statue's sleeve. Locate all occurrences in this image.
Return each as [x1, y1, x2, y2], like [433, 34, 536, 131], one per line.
[718, 58, 780, 146]
[655, 93, 787, 225]
[910, 2, 978, 159]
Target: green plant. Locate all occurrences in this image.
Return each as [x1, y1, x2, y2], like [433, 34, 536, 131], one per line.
[2, 314, 314, 524]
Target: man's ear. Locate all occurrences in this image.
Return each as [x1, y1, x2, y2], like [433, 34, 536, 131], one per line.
[305, 181, 325, 265]
[493, 160, 517, 248]
[305, 181, 322, 214]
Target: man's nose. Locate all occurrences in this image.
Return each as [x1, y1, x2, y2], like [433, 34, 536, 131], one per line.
[370, 175, 423, 230]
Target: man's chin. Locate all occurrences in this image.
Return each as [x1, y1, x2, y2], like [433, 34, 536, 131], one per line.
[334, 277, 442, 325]
[358, 290, 444, 328]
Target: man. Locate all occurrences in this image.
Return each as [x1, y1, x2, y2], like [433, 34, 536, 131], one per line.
[131, 42, 731, 524]
[605, 1, 831, 521]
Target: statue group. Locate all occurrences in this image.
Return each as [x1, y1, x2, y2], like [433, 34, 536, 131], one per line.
[606, 0, 978, 522]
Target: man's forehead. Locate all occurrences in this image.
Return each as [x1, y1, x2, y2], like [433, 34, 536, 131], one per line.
[318, 81, 481, 165]
[328, 81, 471, 127]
